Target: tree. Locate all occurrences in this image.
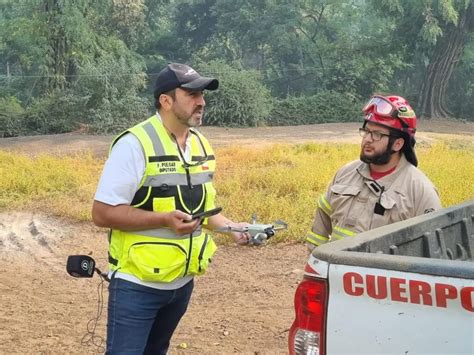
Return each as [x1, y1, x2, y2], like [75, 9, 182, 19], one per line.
[374, 0, 474, 119]
[418, 1, 473, 119]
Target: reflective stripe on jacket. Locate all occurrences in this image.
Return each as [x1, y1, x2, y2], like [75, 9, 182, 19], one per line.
[108, 116, 218, 282]
[306, 155, 442, 248]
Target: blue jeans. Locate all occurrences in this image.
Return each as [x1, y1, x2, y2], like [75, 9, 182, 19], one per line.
[106, 278, 194, 355]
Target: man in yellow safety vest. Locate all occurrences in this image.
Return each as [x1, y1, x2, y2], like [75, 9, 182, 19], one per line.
[92, 63, 250, 354]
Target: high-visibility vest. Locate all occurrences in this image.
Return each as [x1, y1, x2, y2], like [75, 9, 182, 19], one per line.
[108, 116, 218, 282]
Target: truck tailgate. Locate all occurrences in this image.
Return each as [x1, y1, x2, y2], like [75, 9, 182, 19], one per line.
[326, 263, 474, 354]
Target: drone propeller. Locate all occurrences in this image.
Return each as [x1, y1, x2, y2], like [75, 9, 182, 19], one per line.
[273, 220, 288, 230]
[251, 213, 257, 224]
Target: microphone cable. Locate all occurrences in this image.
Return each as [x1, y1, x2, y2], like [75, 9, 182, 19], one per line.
[80, 271, 107, 353]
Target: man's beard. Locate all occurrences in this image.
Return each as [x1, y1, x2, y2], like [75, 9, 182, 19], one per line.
[176, 108, 203, 128]
[360, 144, 394, 165]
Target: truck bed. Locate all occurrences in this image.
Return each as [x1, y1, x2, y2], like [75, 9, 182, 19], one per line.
[313, 199, 474, 279]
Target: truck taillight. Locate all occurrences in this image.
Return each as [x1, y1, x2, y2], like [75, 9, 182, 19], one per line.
[289, 276, 328, 355]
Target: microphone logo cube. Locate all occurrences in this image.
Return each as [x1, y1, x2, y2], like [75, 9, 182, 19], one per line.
[67, 255, 96, 278]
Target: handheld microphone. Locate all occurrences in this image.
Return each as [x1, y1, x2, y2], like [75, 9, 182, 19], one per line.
[67, 255, 108, 352]
[66, 255, 96, 278]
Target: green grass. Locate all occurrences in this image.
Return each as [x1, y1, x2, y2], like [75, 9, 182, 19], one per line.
[1, 142, 472, 243]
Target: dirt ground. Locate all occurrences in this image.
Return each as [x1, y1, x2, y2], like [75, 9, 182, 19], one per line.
[0, 120, 473, 354]
[1, 119, 473, 156]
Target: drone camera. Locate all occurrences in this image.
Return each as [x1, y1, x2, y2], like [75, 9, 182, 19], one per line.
[264, 227, 275, 237]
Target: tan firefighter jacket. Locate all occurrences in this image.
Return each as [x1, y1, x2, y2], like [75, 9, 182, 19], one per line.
[306, 155, 442, 249]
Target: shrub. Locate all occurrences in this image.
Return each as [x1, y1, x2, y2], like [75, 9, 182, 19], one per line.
[22, 92, 86, 134]
[0, 96, 25, 137]
[197, 60, 273, 127]
[268, 91, 363, 126]
[88, 95, 150, 134]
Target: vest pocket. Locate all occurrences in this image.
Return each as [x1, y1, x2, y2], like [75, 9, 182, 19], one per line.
[153, 196, 176, 212]
[188, 233, 217, 276]
[127, 242, 187, 282]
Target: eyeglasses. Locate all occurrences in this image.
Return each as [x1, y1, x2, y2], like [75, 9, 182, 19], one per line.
[171, 130, 209, 168]
[359, 128, 391, 141]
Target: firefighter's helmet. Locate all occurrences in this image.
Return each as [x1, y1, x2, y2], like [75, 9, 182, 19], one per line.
[362, 94, 418, 166]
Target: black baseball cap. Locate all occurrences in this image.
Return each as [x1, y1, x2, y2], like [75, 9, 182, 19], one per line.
[153, 63, 219, 98]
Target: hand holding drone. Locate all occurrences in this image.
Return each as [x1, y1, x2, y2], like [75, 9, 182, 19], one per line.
[215, 214, 288, 246]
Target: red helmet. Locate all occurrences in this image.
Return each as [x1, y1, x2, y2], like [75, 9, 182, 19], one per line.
[362, 94, 418, 166]
[362, 95, 416, 137]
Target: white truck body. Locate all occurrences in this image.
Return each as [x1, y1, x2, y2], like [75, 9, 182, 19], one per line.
[290, 200, 474, 355]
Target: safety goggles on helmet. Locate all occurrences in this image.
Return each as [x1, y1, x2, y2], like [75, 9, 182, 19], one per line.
[362, 95, 399, 118]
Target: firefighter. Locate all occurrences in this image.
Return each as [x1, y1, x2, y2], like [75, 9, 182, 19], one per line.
[306, 94, 442, 250]
[92, 63, 250, 354]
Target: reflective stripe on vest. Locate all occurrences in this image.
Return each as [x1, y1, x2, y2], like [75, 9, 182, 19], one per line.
[306, 230, 330, 246]
[318, 194, 332, 216]
[138, 226, 203, 239]
[332, 226, 356, 240]
[143, 172, 213, 187]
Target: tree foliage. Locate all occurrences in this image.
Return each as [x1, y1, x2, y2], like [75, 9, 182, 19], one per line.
[0, 0, 473, 137]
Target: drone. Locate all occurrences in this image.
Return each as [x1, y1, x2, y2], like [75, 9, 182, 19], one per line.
[215, 214, 288, 246]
